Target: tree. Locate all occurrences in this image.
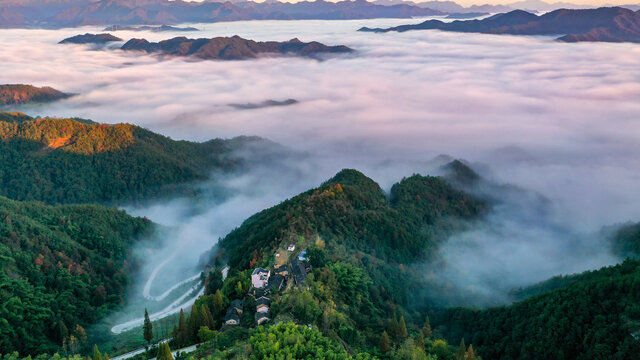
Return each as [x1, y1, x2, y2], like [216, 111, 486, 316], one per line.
[205, 269, 224, 295]
[188, 304, 202, 342]
[157, 343, 174, 360]
[176, 309, 188, 347]
[143, 308, 154, 346]
[379, 331, 391, 354]
[456, 339, 466, 360]
[92, 345, 103, 360]
[201, 304, 215, 330]
[416, 333, 425, 350]
[422, 315, 432, 339]
[465, 344, 477, 360]
[398, 316, 408, 339]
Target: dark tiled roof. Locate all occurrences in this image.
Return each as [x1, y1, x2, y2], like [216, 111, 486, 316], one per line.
[230, 299, 243, 311]
[266, 274, 285, 292]
[256, 296, 270, 306]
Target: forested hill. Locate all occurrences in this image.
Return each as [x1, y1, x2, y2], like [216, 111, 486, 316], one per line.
[0, 195, 154, 355]
[201, 168, 485, 356]
[0, 111, 280, 205]
[218, 168, 486, 272]
[434, 259, 640, 359]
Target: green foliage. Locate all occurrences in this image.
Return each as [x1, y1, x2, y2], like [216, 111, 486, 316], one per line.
[434, 259, 640, 360]
[157, 343, 174, 360]
[248, 322, 351, 360]
[0, 112, 276, 205]
[0, 196, 153, 355]
[143, 309, 153, 345]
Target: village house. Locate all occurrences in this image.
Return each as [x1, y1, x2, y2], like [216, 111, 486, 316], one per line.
[287, 244, 296, 252]
[224, 299, 244, 326]
[256, 296, 270, 313]
[256, 311, 271, 326]
[290, 258, 311, 286]
[265, 274, 285, 293]
[273, 264, 289, 277]
[251, 267, 270, 289]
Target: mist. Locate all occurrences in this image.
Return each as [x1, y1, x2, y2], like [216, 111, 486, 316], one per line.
[3, 18, 640, 310]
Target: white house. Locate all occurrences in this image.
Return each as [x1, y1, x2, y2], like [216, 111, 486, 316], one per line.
[287, 244, 296, 251]
[252, 268, 270, 289]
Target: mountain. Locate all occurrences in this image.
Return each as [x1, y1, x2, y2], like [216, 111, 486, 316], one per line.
[0, 111, 282, 205]
[120, 36, 353, 60]
[0, 84, 71, 106]
[59, 33, 122, 44]
[360, 7, 640, 43]
[433, 259, 640, 359]
[0, 0, 444, 29]
[103, 24, 198, 32]
[0, 195, 154, 355]
[183, 167, 485, 357]
[374, 0, 513, 13]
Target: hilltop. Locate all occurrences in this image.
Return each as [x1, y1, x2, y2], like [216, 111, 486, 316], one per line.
[120, 36, 353, 60]
[59, 33, 123, 44]
[360, 7, 640, 43]
[0, 84, 71, 106]
[0, 111, 283, 205]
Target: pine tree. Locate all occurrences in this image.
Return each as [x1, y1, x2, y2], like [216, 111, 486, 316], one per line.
[422, 315, 432, 339]
[188, 304, 202, 342]
[456, 339, 466, 360]
[465, 344, 476, 360]
[416, 332, 425, 350]
[201, 304, 215, 330]
[177, 309, 188, 347]
[104, 354, 110, 360]
[379, 331, 391, 354]
[58, 320, 69, 345]
[212, 290, 224, 317]
[143, 308, 154, 346]
[398, 316, 408, 339]
[92, 345, 103, 360]
[157, 343, 174, 360]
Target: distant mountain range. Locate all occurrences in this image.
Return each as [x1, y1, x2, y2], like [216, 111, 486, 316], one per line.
[0, 0, 444, 28]
[360, 7, 640, 43]
[119, 35, 353, 60]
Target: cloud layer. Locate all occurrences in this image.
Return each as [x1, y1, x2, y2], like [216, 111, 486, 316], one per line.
[3, 18, 640, 306]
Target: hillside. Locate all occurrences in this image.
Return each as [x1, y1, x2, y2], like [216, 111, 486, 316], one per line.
[120, 36, 353, 60]
[360, 7, 640, 43]
[0, 195, 154, 355]
[0, 111, 281, 205]
[193, 168, 486, 356]
[433, 259, 640, 359]
[0, 84, 71, 106]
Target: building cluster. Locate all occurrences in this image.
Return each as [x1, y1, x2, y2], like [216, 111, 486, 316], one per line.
[223, 247, 312, 327]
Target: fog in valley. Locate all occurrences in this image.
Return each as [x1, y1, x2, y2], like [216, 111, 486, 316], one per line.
[3, 17, 640, 313]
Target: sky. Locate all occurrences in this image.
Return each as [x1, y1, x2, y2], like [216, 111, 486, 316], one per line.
[177, 0, 640, 9]
[2, 17, 640, 305]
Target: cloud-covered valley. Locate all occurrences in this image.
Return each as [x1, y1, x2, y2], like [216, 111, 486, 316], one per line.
[3, 17, 640, 306]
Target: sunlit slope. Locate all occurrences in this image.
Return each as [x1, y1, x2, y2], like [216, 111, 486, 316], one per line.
[0, 111, 278, 205]
[0, 195, 154, 355]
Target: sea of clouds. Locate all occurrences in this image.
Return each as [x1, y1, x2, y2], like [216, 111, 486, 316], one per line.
[2, 17, 640, 306]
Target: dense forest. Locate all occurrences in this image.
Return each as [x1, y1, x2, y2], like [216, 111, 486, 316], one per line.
[0, 195, 154, 355]
[0, 85, 71, 106]
[433, 259, 640, 360]
[0, 111, 282, 205]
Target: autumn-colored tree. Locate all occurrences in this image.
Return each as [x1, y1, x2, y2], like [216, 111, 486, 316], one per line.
[379, 331, 391, 354]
